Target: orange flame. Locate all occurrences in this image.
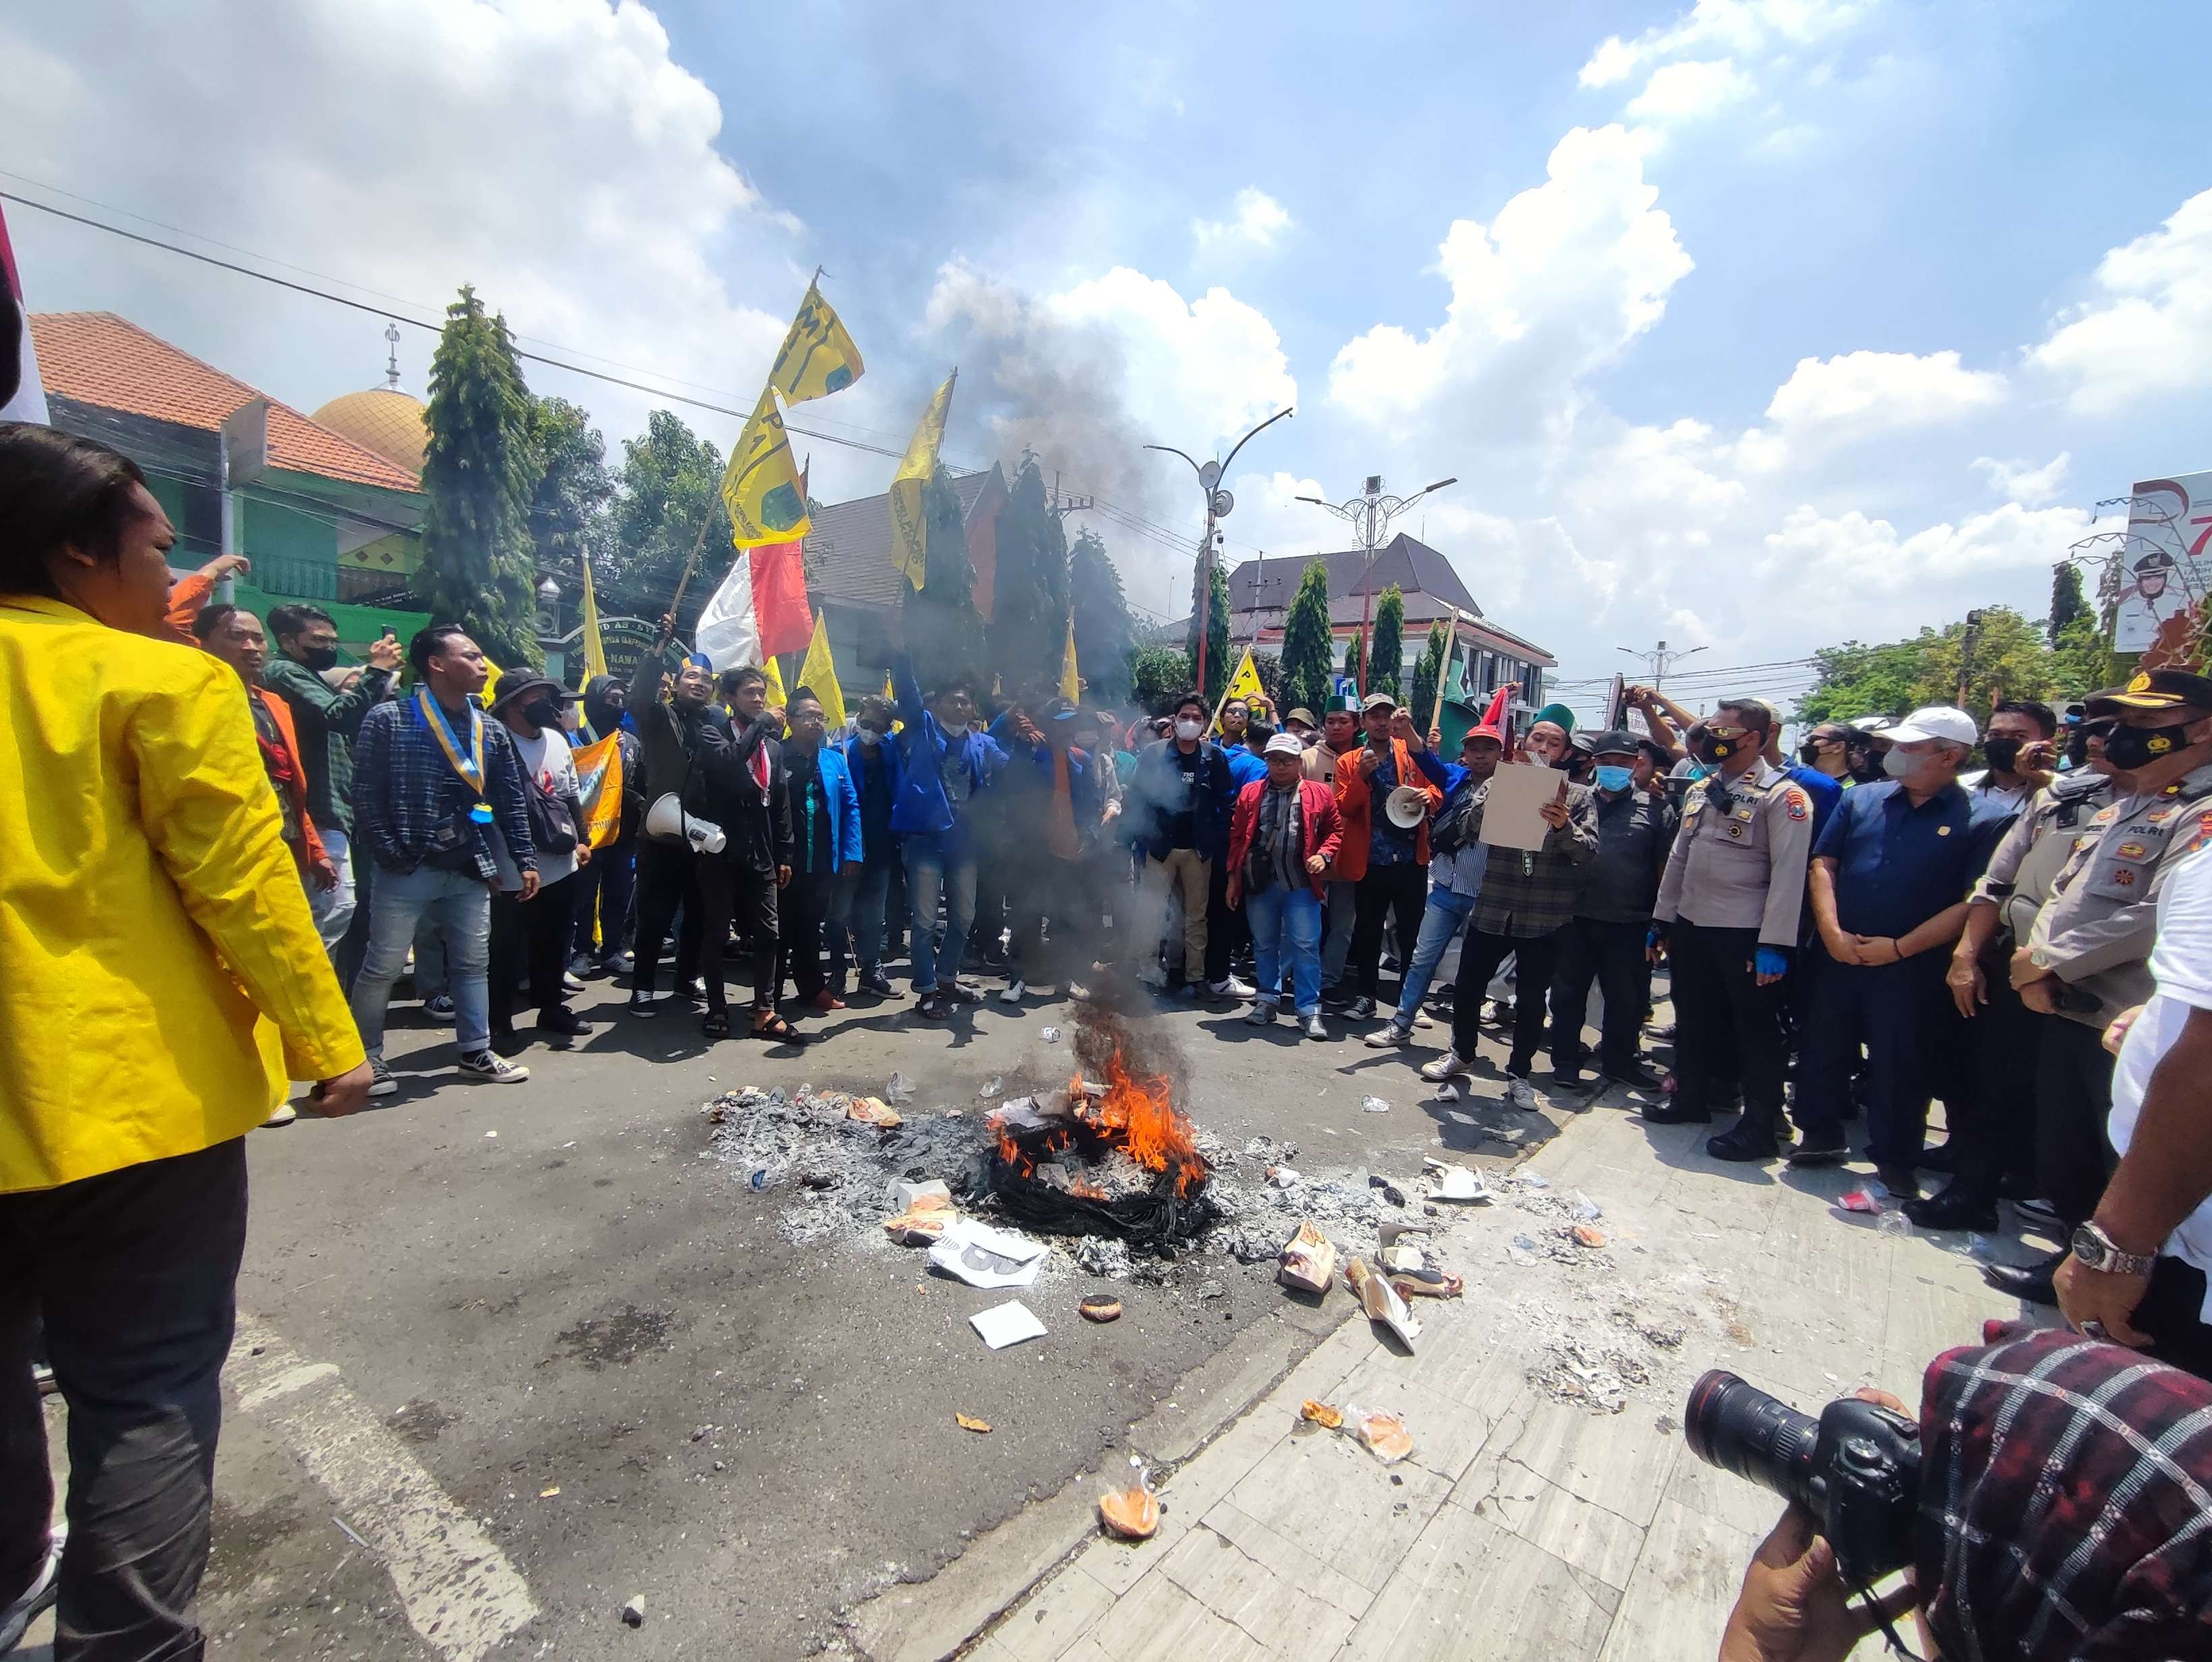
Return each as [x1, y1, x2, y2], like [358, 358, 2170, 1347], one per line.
[1071, 1052, 1209, 1197]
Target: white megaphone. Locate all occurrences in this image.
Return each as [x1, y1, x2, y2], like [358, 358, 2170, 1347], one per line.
[646, 793, 726, 854]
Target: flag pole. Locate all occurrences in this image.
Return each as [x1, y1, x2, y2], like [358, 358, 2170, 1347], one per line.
[1428, 609, 1463, 737]
[665, 510, 716, 630]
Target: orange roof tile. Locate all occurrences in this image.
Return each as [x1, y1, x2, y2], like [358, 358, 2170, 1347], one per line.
[28, 312, 424, 494]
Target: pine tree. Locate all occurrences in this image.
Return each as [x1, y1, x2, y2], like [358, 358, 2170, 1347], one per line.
[1370, 585, 1406, 701]
[1069, 529, 1134, 702]
[419, 285, 541, 666]
[2049, 561, 2089, 646]
[987, 458, 1072, 697]
[1279, 561, 1334, 715]
[1411, 619, 1447, 727]
[901, 466, 987, 695]
[1342, 630, 1364, 693]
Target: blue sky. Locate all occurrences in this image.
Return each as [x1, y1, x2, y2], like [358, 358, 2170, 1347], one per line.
[6, 0, 2211, 710]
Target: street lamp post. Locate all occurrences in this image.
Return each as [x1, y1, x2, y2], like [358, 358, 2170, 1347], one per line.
[1297, 474, 1457, 696]
[1146, 405, 1293, 701]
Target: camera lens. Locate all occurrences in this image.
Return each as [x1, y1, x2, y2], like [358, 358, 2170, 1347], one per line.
[1686, 1371, 1822, 1508]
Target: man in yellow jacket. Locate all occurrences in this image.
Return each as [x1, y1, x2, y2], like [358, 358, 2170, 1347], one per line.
[0, 424, 371, 1657]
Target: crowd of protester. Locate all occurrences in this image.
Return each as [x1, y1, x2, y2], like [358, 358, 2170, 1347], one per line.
[11, 419, 2212, 1655]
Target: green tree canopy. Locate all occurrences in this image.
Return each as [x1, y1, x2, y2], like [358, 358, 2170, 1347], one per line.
[1363, 584, 1405, 702]
[1069, 528, 1133, 703]
[1278, 560, 1334, 715]
[2049, 561, 2089, 645]
[606, 409, 730, 631]
[523, 395, 613, 580]
[1410, 619, 1447, 728]
[1342, 629, 1364, 694]
[988, 457, 1072, 697]
[1128, 644, 1190, 715]
[1796, 604, 2082, 727]
[419, 285, 540, 667]
[1184, 563, 1230, 706]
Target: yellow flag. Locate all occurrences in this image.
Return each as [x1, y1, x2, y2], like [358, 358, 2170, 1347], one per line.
[761, 655, 788, 709]
[890, 372, 955, 590]
[573, 734, 624, 850]
[798, 614, 846, 729]
[1209, 648, 1264, 733]
[579, 560, 610, 683]
[883, 669, 903, 733]
[1059, 621, 1080, 703]
[479, 660, 504, 711]
[768, 282, 865, 404]
[720, 386, 811, 548]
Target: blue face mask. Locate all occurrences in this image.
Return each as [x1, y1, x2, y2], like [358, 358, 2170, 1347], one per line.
[1594, 764, 1634, 793]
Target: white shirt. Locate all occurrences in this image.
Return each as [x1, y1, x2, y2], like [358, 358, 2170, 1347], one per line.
[2109, 834, 2212, 1315]
[491, 726, 581, 890]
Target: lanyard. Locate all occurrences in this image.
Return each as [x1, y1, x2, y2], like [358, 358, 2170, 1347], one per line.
[413, 687, 495, 824]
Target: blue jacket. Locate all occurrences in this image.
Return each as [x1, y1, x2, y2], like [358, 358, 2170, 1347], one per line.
[837, 730, 902, 861]
[1128, 737, 1235, 863]
[889, 654, 1008, 848]
[1224, 746, 1269, 788]
[791, 744, 866, 870]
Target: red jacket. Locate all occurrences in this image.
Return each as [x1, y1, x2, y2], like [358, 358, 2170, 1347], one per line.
[1226, 778, 1345, 902]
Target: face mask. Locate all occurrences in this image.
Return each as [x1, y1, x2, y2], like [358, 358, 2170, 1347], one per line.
[1797, 740, 1824, 766]
[1594, 764, 1633, 793]
[296, 645, 340, 672]
[1693, 733, 1735, 766]
[1175, 718, 1203, 741]
[1882, 747, 1925, 781]
[1983, 735, 2022, 773]
[857, 726, 883, 747]
[2102, 721, 2192, 771]
[523, 697, 563, 730]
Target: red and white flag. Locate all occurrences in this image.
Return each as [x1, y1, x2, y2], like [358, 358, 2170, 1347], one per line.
[0, 200, 47, 423]
[693, 539, 814, 670]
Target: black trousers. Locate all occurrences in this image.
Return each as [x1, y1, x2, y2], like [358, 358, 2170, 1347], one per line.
[779, 868, 835, 1002]
[728, 863, 780, 1012]
[1, 1140, 248, 1661]
[1550, 917, 1649, 1074]
[568, 839, 636, 962]
[633, 840, 732, 1017]
[1668, 919, 1787, 1120]
[1350, 863, 1427, 999]
[2134, 1256, 2212, 1383]
[2036, 1014, 2118, 1228]
[1204, 856, 1238, 985]
[1010, 855, 1101, 987]
[490, 871, 578, 1035]
[1794, 951, 1954, 1165]
[1940, 941, 2042, 1205]
[1451, 923, 1566, 1077]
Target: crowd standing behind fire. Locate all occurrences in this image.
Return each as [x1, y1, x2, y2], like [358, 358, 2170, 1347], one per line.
[15, 422, 2212, 1655]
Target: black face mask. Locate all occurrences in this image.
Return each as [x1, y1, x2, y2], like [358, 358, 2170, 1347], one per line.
[523, 697, 564, 730]
[296, 645, 339, 672]
[1693, 733, 1737, 766]
[1982, 735, 2022, 774]
[2102, 722, 2194, 771]
[1797, 739, 1823, 766]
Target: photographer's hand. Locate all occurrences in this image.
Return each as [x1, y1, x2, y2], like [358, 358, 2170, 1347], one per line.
[1719, 1502, 1917, 1662]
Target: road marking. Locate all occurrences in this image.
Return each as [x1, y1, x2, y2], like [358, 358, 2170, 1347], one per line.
[228, 1316, 539, 1661]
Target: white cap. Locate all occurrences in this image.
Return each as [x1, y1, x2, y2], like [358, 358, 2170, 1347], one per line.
[1886, 705, 1977, 746]
[1263, 732, 1304, 758]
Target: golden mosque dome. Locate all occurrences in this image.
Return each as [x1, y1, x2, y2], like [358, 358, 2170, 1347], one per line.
[311, 386, 427, 480]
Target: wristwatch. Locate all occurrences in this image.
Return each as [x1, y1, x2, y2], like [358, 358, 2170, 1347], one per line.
[2070, 1221, 2157, 1278]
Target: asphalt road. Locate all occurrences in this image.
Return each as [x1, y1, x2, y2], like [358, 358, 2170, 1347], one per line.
[32, 947, 1623, 1660]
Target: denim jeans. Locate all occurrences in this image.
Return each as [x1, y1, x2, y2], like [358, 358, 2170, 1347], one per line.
[834, 856, 896, 977]
[1320, 880, 1358, 990]
[308, 825, 357, 959]
[1393, 886, 1476, 1027]
[1, 1140, 247, 1661]
[351, 863, 492, 1056]
[906, 841, 977, 995]
[1244, 884, 1323, 1015]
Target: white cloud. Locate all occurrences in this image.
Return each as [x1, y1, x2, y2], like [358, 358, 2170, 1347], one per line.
[2026, 187, 2212, 417]
[0, 0, 796, 457]
[1761, 349, 2006, 435]
[1192, 188, 1294, 252]
[1625, 58, 1751, 124]
[1972, 452, 2071, 506]
[1328, 125, 1691, 437]
[1581, 0, 1877, 89]
[1755, 501, 2089, 608]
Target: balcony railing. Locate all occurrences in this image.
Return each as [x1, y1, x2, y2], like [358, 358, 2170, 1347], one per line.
[251, 553, 339, 602]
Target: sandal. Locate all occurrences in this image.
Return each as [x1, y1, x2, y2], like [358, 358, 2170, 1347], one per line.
[700, 1012, 731, 1039]
[752, 1012, 806, 1044]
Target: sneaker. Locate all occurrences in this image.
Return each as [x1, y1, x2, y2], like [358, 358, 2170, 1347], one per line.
[1875, 1165, 1922, 1202]
[1639, 1101, 1712, 1126]
[1785, 1139, 1848, 1168]
[1347, 996, 1377, 1020]
[2012, 1196, 2064, 1231]
[1364, 1022, 1412, 1048]
[1547, 1067, 1585, 1092]
[1303, 1013, 1329, 1040]
[1420, 1050, 1474, 1082]
[539, 1008, 592, 1036]
[566, 952, 596, 980]
[0, 1526, 64, 1653]
[1244, 1000, 1279, 1027]
[1319, 985, 1351, 1010]
[1708, 1122, 1781, 1162]
[916, 994, 948, 1021]
[1506, 1075, 1540, 1112]
[860, 967, 896, 996]
[1209, 974, 1255, 1000]
[368, 1057, 399, 1097]
[680, 977, 707, 1004]
[457, 1050, 530, 1085]
[261, 1101, 298, 1128]
[627, 988, 658, 1017]
[33, 1363, 57, 1396]
[999, 978, 1028, 1004]
[603, 950, 635, 977]
[561, 971, 587, 996]
[1412, 1011, 1436, 1029]
[424, 994, 457, 1021]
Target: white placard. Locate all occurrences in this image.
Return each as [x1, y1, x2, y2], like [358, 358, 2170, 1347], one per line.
[1478, 762, 1565, 853]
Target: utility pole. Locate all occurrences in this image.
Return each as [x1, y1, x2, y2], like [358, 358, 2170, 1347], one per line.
[1146, 407, 1293, 701]
[1617, 639, 1706, 692]
[1298, 472, 1458, 696]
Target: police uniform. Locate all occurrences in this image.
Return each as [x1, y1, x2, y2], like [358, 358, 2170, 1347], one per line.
[1650, 760, 1815, 1139]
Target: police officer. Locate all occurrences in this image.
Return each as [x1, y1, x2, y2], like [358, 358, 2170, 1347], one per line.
[1643, 697, 1815, 1158]
[1985, 668, 2212, 1305]
[1916, 744, 2115, 1232]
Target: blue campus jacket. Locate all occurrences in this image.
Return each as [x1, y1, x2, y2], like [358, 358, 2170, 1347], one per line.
[791, 744, 866, 870]
[1127, 737, 1235, 863]
[888, 654, 1008, 847]
[836, 730, 902, 861]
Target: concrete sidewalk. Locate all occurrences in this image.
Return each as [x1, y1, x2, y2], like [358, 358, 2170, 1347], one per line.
[951, 1096, 2045, 1662]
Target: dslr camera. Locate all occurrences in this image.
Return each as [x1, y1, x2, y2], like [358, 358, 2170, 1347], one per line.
[1686, 1370, 1921, 1585]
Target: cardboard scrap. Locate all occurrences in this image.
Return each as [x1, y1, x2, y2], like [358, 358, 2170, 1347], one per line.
[955, 1412, 992, 1433]
[847, 1095, 902, 1128]
[929, 1221, 1049, 1288]
[1277, 1220, 1336, 1295]
[1344, 1258, 1422, 1349]
[970, 1300, 1047, 1350]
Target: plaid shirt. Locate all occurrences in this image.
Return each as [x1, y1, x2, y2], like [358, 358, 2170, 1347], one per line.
[351, 695, 534, 882]
[1459, 778, 1600, 938]
[1919, 1325, 2212, 1661]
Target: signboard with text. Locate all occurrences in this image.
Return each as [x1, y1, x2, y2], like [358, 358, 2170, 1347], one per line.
[2114, 471, 2212, 652]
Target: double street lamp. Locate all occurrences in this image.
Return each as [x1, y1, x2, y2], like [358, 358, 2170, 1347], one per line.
[1298, 474, 1457, 696]
[1146, 405, 1294, 700]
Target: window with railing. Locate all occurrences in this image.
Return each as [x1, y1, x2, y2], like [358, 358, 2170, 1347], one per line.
[250, 553, 339, 601]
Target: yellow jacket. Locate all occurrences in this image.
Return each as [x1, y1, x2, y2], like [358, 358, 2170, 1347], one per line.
[0, 595, 365, 1193]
